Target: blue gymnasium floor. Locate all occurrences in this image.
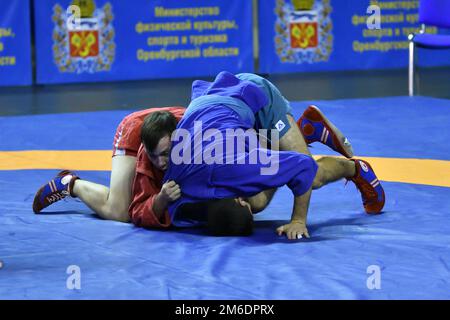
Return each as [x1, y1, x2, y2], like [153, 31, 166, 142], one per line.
[0, 96, 449, 299]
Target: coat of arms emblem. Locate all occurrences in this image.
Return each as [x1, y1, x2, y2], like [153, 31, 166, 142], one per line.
[275, 0, 333, 64]
[52, 0, 115, 73]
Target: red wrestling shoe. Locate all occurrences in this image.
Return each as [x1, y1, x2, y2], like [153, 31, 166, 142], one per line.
[32, 170, 79, 214]
[298, 105, 354, 158]
[349, 159, 385, 214]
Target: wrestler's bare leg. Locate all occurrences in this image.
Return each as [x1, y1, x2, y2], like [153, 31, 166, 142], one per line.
[72, 155, 136, 222]
[312, 157, 356, 189]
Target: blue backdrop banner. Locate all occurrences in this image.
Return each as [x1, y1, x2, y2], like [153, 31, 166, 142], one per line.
[34, 0, 254, 84]
[0, 0, 32, 86]
[259, 0, 450, 74]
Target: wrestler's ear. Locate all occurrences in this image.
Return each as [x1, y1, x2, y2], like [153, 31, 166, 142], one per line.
[236, 197, 252, 214]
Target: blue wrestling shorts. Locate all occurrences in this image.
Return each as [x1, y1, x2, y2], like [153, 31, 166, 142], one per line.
[236, 73, 293, 139]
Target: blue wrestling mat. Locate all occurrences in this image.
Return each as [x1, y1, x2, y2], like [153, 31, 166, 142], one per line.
[1, 96, 449, 299]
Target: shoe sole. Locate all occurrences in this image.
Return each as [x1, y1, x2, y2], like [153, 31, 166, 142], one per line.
[32, 184, 45, 214]
[307, 105, 354, 158]
[358, 159, 385, 214]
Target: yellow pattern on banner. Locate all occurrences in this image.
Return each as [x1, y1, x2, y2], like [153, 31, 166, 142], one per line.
[0, 151, 449, 188]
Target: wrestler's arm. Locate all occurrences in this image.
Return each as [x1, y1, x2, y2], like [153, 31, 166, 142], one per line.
[276, 188, 312, 240]
[129, 173, 174, 228]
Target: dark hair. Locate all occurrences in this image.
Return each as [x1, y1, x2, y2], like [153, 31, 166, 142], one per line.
[141, 111, 178, 152]
[206, 199, 253, 236]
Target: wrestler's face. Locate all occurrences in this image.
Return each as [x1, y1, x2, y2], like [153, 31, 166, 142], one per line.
[147, 135, 171, 171]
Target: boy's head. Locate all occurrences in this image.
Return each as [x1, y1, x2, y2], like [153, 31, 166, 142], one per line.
[206, 198, 253, 236]
[141, 111, 178, 171]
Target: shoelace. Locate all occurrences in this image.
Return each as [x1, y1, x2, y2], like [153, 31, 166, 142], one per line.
[46, 192, 68, 204]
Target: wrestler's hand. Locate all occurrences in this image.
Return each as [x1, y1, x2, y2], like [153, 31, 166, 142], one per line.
[160, 180, 181, 202]
[276, 221, 310, 240]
